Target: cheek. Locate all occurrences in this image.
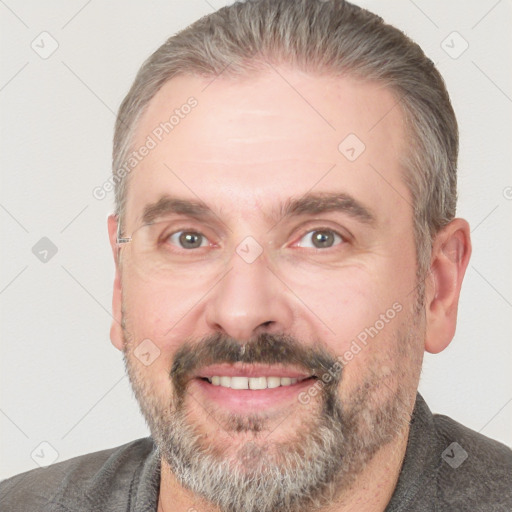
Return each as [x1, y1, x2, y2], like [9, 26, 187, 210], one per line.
[289, 260, 415, 383]
[286, 262, 405, 340]
[122, 271, 184, 328]
[120, 275, 190, 369]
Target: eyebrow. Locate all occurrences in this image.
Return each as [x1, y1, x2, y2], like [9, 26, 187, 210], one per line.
[276, 192, 376, 226]
[140, 192, 377, 228]
[141, 196, 216, 225]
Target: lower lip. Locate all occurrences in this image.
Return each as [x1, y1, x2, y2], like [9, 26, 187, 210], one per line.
[190, 377, 316, 413]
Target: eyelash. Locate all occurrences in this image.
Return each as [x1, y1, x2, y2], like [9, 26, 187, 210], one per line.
[161, 226, 347, 253]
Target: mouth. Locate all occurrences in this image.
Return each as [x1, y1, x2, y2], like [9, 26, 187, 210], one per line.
[189, 363, 318, 413]
[205, 375, 306, 389]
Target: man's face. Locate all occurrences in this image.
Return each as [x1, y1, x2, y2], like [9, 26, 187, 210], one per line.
[110, 68, 426, 510]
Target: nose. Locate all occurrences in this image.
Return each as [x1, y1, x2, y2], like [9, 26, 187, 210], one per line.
[204, 246, 294, 342]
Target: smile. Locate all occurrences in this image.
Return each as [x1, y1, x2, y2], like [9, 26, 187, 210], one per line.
[190, 364, 318, 412]
[205, 375, 308, 389]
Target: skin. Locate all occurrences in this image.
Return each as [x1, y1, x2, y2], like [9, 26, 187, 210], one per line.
[107, 67, 471, 511]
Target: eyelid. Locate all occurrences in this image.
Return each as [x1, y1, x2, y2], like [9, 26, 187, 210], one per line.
[159, 225, 216, 248]
[158, 222, 351, 251]
[291, 226, 348, 250]
[290, 221, 352, 244]
[169, 230, 210, 248]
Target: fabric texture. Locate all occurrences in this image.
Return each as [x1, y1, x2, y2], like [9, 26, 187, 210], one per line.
[1, 393, 511, 511]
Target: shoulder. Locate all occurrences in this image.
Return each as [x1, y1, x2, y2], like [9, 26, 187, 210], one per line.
[0, 437, 155, 512]
[433, 413, 512, 510]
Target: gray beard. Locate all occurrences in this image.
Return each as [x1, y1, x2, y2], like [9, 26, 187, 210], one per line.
[122, 334, 417, 512]
[121, 284, 424, 512]
[150, 383, 411, 512]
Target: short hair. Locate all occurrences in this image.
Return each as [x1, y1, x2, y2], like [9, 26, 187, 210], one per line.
[113, 0, 458, 279]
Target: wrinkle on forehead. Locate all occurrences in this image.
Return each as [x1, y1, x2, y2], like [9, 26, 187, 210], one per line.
[126, 69, 410, 232]
[133, 69, 404, 157]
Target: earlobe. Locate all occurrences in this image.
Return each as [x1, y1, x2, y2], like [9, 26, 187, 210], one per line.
[424, 218, 472, 354]
[107, 214, 124, 351]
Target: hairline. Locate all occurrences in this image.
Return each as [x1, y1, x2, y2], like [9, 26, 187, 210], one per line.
[116, 67, 416, 218]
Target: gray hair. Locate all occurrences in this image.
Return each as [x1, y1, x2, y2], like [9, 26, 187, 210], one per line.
[113, 0, 458, 279]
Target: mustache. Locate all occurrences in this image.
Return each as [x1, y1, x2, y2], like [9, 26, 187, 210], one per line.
[170, 332, 341, 398]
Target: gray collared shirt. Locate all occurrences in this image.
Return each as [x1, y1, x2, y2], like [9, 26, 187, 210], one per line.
[1, 394, 511, 511]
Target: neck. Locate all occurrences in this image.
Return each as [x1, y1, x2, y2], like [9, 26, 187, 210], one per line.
[157, 426, 409, 512]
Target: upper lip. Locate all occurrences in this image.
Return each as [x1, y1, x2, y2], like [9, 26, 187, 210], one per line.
[195, 363, 313, 380]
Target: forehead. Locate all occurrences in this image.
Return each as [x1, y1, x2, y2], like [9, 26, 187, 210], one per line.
[124, 68, 410, 229]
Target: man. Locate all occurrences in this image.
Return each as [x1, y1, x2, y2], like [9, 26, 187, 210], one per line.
[1, 0, 510, 511]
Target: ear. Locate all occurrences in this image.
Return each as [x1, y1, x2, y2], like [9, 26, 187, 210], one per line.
[424, 218, 471, 354]
[108, 214, 124, 351]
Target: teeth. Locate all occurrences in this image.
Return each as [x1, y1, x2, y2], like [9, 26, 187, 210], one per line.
[220, 376, 231, 388]
[230, 376, 249, 390]
[249, 377, 267, 390]
[267, 376, 281, 388]
[206, 376, 300, 389]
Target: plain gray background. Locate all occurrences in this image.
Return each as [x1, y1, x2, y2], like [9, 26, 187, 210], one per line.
[1, 0, 511, 479]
